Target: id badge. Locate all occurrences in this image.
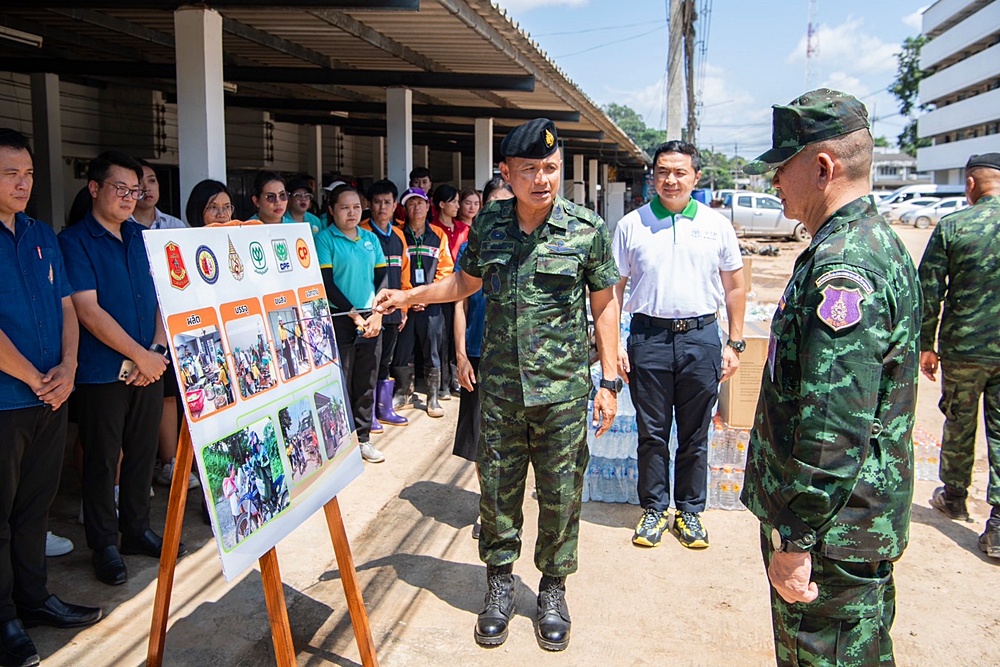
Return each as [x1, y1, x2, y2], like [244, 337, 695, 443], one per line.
[414, 268, 425, 284]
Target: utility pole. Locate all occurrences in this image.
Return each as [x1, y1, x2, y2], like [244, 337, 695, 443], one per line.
[684, 0, 697, 145]
[667, 0, 684, 140]
[806, 0, 819, 89]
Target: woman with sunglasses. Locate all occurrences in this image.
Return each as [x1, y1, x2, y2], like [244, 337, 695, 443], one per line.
[282, 176, 324, 235]
[250, 171, 287, 224]
[185, 179, 234, 227]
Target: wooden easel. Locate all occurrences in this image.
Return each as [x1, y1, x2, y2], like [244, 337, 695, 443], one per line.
[146, 421, 379, 666]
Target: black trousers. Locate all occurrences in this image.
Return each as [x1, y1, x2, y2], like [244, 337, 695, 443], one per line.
[377, 323, 400, 382]
[628, 316, 721, 513]
[452, 356, 481, 462]
[75, 380, 163, 550]
[440, 302, 457, 386]
[334, 319, 382, 444]
[0, 404, 66, 622]
[393, 306, 444, 369]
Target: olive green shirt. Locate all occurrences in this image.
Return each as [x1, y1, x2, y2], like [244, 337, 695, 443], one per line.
[460, 196, 620, 407]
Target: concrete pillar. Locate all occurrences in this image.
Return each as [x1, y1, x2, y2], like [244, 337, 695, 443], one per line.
[174, 7, 227, 218]
[588, 159, 598, 210]
[451, 151, 462, 187]
[474, 117, 493, 189]
[304, 125, 322, 182]
[572, 154, 585, 205]
[29, 73, 64, 229]
[371, 137, 385, 181]
[386, 87, 413, 191]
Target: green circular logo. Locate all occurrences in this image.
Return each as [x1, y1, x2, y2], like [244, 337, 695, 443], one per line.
[249, 241, 267, 273]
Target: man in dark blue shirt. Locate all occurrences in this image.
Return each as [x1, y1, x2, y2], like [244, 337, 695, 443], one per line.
[58, 150, 184, 588]
[0, 129, 101, 667]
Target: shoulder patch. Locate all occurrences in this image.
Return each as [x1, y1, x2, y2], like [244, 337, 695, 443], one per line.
[817, 284, 864, 331]
[815, 269, 873, 294]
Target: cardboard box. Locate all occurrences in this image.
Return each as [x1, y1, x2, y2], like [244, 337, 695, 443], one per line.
[742, 255, 753, 294]
[718, 320, 769, 429]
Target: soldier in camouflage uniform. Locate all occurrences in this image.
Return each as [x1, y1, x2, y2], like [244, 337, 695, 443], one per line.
[374, 118, 621, 651]
[741, 89, 920, 666]
[918, 152, 1000, 559]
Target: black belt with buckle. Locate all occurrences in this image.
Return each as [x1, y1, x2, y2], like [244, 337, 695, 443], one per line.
[634, 312, 716, 332]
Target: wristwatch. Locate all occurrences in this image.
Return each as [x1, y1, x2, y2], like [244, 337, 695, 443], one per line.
[599, 377, 623, 393]
[150, 343, 170, 359]
[770, 527, 816, 553]
[726, 339, 747, 353]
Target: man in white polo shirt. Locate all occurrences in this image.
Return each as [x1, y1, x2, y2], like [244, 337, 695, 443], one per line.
[613, 140, 746, 550]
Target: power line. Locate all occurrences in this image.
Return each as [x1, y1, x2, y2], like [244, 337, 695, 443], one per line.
[553, 25, 664, 59]
[532, 20, 652, 37]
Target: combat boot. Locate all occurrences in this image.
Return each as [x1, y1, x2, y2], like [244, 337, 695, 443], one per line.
[425, 367, 444, 418]
[930, 485, 970, 521]
[979, 506, 1000, 559]
[391, 365, 414, 411]
[475, 564, 515, 647]
[536, 575, 571, 651]
[376, 379, 408, 426]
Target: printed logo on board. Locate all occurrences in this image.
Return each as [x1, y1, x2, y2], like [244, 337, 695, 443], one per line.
[272, 239, 292, 272]
[165, 242, 190, 290]
[249, 241, 267, 274]
[295, 238, 311, 268]
[228, 236, 245, 281]
[195, 245, 219, 284]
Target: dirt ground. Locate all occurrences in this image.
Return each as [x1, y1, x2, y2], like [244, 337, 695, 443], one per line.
[33, 223, 999, 667]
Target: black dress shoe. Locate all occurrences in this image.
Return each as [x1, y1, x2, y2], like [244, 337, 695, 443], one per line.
[92, 545, 128, 586]
[0, 619, 39, 667]
[17, 594, 102, 629]
[120, 529, 187, 559]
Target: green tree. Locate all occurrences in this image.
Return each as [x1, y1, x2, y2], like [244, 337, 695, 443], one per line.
[874, 136, 891, 148]
[888, 35, 931, 157]
[603, 103, 667, 155]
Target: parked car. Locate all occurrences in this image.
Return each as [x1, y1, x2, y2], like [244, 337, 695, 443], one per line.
[899, 197, 968, 229]
[877, 183, 965, 208]
[719, 192, 809, 242]
[879, 196, 943, 223]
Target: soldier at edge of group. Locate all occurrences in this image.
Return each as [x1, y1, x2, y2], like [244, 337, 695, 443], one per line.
[741, 89, 920, 667]
[918, 151, 1000, 560]
[373, 118, 621, 653]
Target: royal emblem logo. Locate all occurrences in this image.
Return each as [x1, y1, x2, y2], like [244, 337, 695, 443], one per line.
[295, 238, 311, 268]
[272, 239, 292, 272]
[165, 242, 190, 290]
[817, 285, 863, 331]
[544, 128, 555, 148]
[228, 236, 244, 281]
[195, 245, 219, 284]
[249, 241, 267, 274]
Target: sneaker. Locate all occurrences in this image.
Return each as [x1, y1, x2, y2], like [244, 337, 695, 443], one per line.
[980, 530, 1000, 559]
[930, 486, 970, 521]
[359, 442, 385, 463]
[673, 511, 709, 549]
[45, 531, 74, 557]
[632, 508, 669, 547]
[155, 460, 174, 486]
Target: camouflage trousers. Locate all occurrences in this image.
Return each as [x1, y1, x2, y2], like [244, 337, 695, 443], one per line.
[478, 392, 589, 576]
[760, 529, 896, 667]
[939, 360, 1000, 506]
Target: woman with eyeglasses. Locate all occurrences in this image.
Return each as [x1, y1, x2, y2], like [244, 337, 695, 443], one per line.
[250, 171, 287, 225]
[282, 175, 324, 234]
[185, 179, 234, 228]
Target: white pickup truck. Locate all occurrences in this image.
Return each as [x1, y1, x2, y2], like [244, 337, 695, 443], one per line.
[717, 191, 809, 242]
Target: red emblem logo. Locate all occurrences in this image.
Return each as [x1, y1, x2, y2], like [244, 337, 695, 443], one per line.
[296, 238, 311, 268]
[165, 242, 190, 290]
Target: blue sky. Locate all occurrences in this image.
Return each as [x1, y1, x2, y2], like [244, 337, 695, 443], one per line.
[495, 0, 929, 159]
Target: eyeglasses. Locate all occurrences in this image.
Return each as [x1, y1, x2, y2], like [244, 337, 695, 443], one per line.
[290, 192, 313, 202]
[262, 191, 289, 203]
[205, 204, 234, 216]
[103, 182, 146, 200]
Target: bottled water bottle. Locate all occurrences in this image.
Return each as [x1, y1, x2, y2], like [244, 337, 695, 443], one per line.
[708, 466, 722, 509]
[732, 430, 750, 467]
[709, 417, 727, 467]
[719, 466, 738, 510]
[731, 468, 745, 511]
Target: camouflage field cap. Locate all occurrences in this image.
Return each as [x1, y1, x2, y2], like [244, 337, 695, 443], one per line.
[743, 88, 870, 175]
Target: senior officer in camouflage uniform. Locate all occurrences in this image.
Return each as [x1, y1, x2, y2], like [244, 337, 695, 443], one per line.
[374, 118, 621, 651]
[741, 89, 920, 667]
[918, 152, 1000, 559]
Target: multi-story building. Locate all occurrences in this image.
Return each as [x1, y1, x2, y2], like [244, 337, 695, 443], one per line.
[918, 0, 1000, 183]
[873, 147, 930, 190]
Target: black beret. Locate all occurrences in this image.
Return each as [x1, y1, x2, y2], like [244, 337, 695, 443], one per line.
[500, 118, 559, 160]
[966, 152, 1000, 171]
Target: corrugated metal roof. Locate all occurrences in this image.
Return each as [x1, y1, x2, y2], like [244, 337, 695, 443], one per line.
[0, 1, 650, 165]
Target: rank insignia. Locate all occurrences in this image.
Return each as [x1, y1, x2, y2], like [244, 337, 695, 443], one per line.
[817, 285, 863, 331]
[195, 245, 219, 284]
[165, 242, 190, 290]
[544, 128, 555, 148]
[228, 236, 244, 281]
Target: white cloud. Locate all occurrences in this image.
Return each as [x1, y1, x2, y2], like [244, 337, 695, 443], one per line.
[821, 71, 863, 95]
[902, 7, 929, 30]
[786, 16, 900, 83]
[494, 0, 588, 13]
